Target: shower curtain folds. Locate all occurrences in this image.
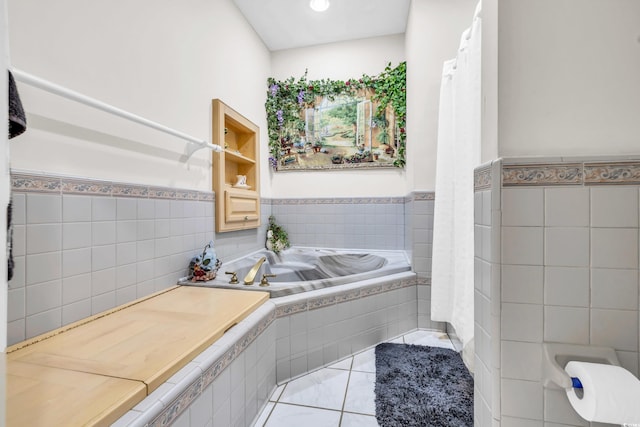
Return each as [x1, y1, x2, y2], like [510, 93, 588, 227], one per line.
[430, 3, 481, 371]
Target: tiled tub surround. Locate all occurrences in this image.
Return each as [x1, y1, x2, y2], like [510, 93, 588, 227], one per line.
[7, 171, 433, 425]
[272, 271, 418, 383]
[112, 270, 418, 426]
[8, 171, 268, 347]
[475, 158, 640, 427]
[267, 193, 439, 329]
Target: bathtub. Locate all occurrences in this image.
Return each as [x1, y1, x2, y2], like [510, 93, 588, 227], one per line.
[180, 247, 412, 297]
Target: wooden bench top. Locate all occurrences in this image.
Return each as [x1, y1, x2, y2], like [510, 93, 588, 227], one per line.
[6, 286, 269, 426]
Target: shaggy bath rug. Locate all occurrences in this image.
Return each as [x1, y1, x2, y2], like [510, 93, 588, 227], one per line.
[374, 343, 474, 427]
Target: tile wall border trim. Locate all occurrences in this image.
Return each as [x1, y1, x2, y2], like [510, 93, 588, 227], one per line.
[583, 161, 640, 185]
[275, 275, 417, 317]
[500, 160, 640, 187]
[267, 192, 434, 206]
[412, 191, 435, 201]
[148, 307, 277, 427]
[502, 163, 583, 186]
[474, 165, 492, 191]
[269, 197, 406, 205]
[10, 170, 215, 201]
[416, 277, 431, 286]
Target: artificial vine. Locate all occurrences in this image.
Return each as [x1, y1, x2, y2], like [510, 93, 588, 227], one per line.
[265, 61, 406, 169]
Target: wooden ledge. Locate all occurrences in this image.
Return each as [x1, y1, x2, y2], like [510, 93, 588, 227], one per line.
[6, 286, 269, 426]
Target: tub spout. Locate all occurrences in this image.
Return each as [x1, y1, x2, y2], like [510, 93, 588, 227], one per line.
[243, 256, 266, 285]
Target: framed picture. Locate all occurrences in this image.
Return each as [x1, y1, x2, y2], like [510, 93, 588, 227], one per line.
[266, 62, 406, 171]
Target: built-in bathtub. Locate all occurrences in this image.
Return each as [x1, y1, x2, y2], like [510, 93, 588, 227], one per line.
[113, 248, 419, 426]
[106, 248, 416, 425]
[180, 247, 412, 297]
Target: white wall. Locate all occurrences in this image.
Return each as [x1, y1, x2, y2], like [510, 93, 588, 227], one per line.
[8, 0, 485, 198]
[271, 34, 405, 82]
[269, 34, 407, 198]
[406, 0, 479, 191]
[480, 0, 498, 163]
[7, 0, 271, 191]
[498, 0, 640, 157]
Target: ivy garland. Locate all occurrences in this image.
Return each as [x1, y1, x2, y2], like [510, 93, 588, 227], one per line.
[265, 61, 406, 169]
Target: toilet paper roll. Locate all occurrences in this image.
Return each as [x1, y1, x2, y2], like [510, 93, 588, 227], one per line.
[565, 361, 640, 424]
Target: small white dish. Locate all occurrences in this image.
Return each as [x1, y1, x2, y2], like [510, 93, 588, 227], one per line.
[233, 184, 251, 189]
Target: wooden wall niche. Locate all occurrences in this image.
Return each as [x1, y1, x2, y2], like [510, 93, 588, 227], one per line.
[212, 99, 260, 232]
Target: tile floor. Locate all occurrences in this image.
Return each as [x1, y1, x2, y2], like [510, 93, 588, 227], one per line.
[252, 330, 456, 427]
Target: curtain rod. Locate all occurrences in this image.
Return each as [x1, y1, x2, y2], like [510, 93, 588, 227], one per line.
[11, 68, 223, 153]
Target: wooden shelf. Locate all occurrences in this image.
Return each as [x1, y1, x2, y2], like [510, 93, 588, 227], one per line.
[212, 99, 261, 232]
[225, 149, 256, 165]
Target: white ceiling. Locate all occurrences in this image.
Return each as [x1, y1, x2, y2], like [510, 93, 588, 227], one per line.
[232, 0, 411, 51]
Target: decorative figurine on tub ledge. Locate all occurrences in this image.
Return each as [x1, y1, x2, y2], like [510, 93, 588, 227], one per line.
[188, 241, 221, 282]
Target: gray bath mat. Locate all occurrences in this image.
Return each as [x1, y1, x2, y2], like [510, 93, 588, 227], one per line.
[374, 343, 474, 427]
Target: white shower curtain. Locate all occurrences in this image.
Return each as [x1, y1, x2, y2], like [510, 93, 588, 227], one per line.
[431, 2, 481, 371]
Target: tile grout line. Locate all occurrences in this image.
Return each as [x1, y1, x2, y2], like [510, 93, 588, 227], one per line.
[262, 382, 287, 427]
[269, 401, 344, 413]
[338, 359, 354, 427]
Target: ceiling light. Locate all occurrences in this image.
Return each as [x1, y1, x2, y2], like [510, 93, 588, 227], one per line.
[309, 0, 330, 12]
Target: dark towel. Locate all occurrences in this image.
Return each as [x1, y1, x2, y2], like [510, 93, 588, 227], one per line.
[7, 200, 12, 281]
[8, 70, 26, 139]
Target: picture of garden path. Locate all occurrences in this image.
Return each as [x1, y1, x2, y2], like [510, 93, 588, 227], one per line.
[280, 99, 397, 169]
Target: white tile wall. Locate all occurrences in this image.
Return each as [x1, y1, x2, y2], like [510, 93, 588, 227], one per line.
[494, 170, 640, 426]
[501, 378, 543, 420]
[544, 306, 590, 344]
[544, 228, 590, 267]
[64, 222, 92, 249]
[502, 227, 543, 265]
[269, 199, 405, 251]
[591, 268, 638, 310]
[502, 265, 543, 304]
[502, 188, 543, 226]
[590, 309, 638, 352]
[590, 186, 638, 228]
[27, 194, 62, 223]
[544, 187, 589, 227]
[501, 340, 542, 381]
[501, 303, 543, 343]
[8, 189, 218, 346]
[591, 228, 638, 269]
[474, 160, 502, 427]
[544, 267, 589, 307]
[63, 195, 91, 222]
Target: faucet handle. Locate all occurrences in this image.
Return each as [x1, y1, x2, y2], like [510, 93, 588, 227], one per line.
[225, 271, 239, 284]
[260, 274, 276, 287]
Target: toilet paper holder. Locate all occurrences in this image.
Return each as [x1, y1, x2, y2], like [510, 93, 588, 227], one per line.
[543, 343, 620, 389]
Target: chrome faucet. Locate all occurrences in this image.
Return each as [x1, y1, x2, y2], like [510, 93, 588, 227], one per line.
[243, 256, 266, 285]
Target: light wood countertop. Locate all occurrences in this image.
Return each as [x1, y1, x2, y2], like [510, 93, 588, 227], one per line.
[6, 286, 269, 426]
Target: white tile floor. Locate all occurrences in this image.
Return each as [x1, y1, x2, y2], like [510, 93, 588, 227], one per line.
[252, 330, 456, 427]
